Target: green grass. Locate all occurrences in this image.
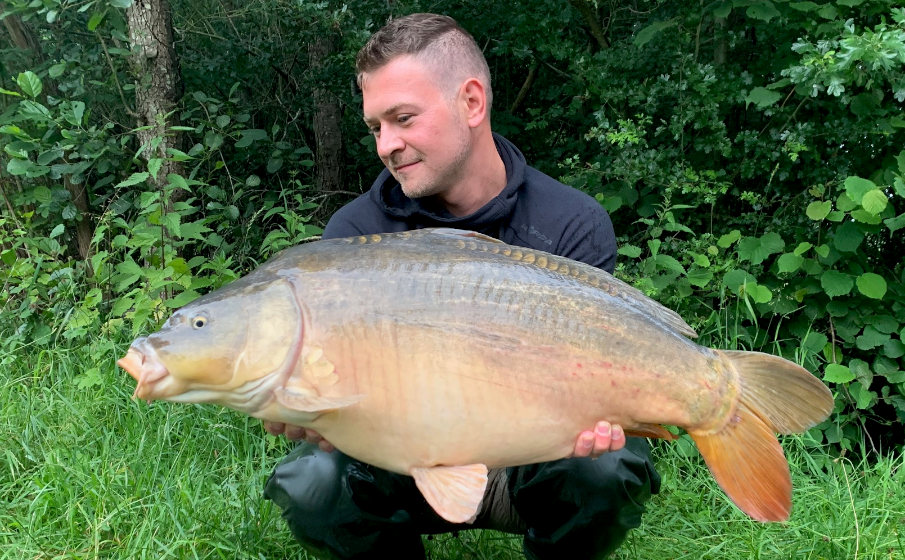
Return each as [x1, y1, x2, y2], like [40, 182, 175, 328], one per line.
[2, 339, 903, 559]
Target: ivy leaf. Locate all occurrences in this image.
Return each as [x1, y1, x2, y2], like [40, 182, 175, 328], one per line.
[821, 270, 853, 297]
[856, 272, 887, 299]
[824, 364, 854, 383]
[745, 87, 782, 109]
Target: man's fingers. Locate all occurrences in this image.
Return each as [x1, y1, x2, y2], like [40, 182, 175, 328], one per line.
[573, 430, 597, 457]
[572, 421, 627, 458]
[606, 423, 625, 453]
[284, 425, 309, 441]
[263, 421, 285, 436]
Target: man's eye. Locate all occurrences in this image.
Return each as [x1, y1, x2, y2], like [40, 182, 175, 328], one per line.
[368, 125, 380, 136]
[398, 115, 412, 124]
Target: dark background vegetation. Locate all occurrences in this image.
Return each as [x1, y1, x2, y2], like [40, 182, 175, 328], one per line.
[2, 0, 904, 455]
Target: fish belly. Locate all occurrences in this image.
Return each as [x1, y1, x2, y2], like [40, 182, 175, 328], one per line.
[296, 266, 731, 474]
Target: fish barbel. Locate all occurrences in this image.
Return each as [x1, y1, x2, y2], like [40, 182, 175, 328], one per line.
[117, 228, 833, 524]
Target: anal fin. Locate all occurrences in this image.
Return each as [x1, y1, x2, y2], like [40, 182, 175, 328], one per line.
[625, 423, 678, 440]
[411, 464, 488, 524]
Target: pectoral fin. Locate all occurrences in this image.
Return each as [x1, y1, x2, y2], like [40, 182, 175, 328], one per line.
[411, 464, 488, 524]
[274, 387, 363, 413]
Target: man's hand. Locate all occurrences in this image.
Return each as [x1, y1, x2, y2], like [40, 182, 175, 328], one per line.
[263, 421, 335, 452]
[571, 421, 625, 458]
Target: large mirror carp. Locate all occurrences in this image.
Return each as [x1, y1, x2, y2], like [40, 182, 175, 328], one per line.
[118, 228, 833, 524]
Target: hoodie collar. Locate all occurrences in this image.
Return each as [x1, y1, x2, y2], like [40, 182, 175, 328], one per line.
[369, 133, 527, 230]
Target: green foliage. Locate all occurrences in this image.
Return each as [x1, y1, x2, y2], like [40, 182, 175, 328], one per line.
[553, 1, 905, 453]
[2, 0, 904, 454]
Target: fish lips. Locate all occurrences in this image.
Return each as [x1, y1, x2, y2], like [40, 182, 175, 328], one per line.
[117, 340, 170, 400]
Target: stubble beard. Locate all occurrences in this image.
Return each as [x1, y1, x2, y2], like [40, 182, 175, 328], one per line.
[397, 137, 471, 200]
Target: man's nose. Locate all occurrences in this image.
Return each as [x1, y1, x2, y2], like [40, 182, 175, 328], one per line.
[376, 127, 404, 159]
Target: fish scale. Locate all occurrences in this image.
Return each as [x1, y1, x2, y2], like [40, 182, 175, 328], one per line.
[119, 228, 834, 525]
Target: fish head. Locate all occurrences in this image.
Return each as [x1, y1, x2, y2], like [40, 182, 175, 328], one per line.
[117, 279, 303, 408]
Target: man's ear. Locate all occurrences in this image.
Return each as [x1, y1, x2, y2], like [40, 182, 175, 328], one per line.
[460, 78, 488, 128]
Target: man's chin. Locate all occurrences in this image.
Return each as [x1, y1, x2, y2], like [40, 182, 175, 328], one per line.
[399, 181, 436, 199]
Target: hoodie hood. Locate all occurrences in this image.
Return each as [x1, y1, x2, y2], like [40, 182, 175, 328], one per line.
[368, 133, 527, 234]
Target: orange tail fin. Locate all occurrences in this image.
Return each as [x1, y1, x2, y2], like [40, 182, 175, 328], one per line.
[690, 401, 790, 521]
[690, 350, 834, 522]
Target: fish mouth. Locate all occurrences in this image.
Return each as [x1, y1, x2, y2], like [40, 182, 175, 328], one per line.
[117, 341, 170, 400]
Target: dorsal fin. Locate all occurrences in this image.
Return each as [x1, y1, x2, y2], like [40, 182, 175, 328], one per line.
[345, 228, 698, 339]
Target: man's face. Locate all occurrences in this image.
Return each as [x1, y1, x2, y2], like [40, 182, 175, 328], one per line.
[361, 55, 472, 199]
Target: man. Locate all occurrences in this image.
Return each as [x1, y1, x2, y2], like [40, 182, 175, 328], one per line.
[263, 13, 659, 560]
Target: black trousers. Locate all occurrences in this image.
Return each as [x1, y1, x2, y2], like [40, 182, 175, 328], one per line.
[263, 438, 659, 560]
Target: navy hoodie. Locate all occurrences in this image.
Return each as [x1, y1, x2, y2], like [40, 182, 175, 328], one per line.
[323, 134, 617, 273]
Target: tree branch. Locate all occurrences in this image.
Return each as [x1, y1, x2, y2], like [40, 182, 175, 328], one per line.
[570, 0, 610, 49]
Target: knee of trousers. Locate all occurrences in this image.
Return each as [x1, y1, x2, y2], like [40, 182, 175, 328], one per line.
[263, 444, 431, 557]
[509, 437, 661, 534]
[263, 444, 358, 531]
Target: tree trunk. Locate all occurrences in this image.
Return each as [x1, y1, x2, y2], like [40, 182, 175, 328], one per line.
[127, 0, 185, 203]
[2, 9, 40, 51]
[2, 8, 92, 258]
[714, 16, 728, 66]
[569, 0, 610, 50]
[308, 32, 344, 194]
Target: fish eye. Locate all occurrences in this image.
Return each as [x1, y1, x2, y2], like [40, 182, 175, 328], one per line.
[191, 315, 208, 329]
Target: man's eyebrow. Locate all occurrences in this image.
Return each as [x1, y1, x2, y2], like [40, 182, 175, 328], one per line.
[363, 103, 416, 123]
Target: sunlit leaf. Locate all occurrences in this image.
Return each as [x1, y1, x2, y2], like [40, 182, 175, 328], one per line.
[856, 272, 887, 299]
[824, 364, 854, 383]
